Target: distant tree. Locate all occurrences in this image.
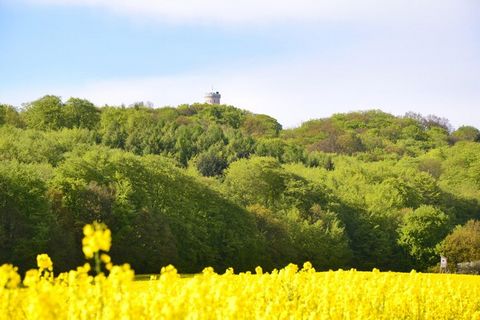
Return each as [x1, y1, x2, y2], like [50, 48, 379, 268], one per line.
[174, 125, 201, 166]
[99, 107, 129, 149]
[398, 205, 451, 269]
[418, 158, 443, 179]
[63, 98, 100, 130]
[403, 112, 425, 124]
[0, 104, 24, 127]
[177, 104, 200, 116]
[426, 126, 450, 147]
[400, 124, 427, 141]
[336, 133, 365, 154]
[23, 95, 66, 130]
[247, 204, 296, 269]
[439, 142, 480, 202]
[0, 105, 5, 125]
[255, 138, 286, 161]
[197, 125, 227, 151]
[285, 207, 352, 270]
[424, 114, 452, 132]
[451, 126, 480, 142]
[196, 151, 228, 177]
[404, 112, 452, 132]
[198, 104, 246, 129]
[124, 108, 163, 155]
[129, 101, 154, 108]
[440, 220, 480, 265]
[225, 130, 255, 161]
[282, 143, 305, 163]
[242, 114, 282, 138]
[313, 133, 365, 154]
[0, 161, 53, 270]
[224, 157, 286, 208]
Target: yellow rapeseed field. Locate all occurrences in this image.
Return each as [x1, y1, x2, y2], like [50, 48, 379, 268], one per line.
[1, 222, 480, 320]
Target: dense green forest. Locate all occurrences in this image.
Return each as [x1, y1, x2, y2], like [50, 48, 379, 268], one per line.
[1, 95, 480, 274]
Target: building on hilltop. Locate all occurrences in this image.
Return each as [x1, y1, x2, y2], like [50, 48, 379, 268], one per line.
[205, 91, 221, 104]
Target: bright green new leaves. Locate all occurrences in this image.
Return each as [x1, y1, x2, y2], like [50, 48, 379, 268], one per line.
[224, 157, 286, 208]
[23, 95, 65, 130]
[2, 96, 480, 274]
[398, 206, 451, 269]
[51, 147, 263, 273]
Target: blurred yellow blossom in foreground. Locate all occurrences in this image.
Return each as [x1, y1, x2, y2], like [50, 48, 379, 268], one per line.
[82, 221, 111, 259]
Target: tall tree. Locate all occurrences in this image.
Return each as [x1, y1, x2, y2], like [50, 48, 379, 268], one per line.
[63, 98, 100, 130]
[23, 95, 66, 130]
[398, 205, 451, 269]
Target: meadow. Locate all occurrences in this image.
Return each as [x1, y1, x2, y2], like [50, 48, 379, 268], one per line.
[1, 222, 479, 319]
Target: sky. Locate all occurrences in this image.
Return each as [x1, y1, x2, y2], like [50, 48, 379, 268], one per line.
[0, 0, 479, 128]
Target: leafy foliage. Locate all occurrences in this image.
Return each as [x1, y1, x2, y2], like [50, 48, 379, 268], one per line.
[398, 206, 451, 269]
[0, 161, 53, 270]
[1, 95, 480, 272]
[440, 220, 480, 265]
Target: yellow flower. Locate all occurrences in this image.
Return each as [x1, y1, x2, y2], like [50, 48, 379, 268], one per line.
[82, 221, 111, 258]
[37, 254, 53, 271]
[83, 224, 94, 236]
[82, 244, 94, 259]
[302, 261, 313, 272]
[100, 254, 111, 264]
[0, 264, 21, 289]
[255, 266, 263, 275]
[23, 269, 39, 287]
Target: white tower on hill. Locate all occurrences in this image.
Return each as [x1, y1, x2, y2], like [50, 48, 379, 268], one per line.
[205, 91, 221, 104]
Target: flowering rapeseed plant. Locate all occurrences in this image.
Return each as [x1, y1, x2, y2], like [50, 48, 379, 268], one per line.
[82, 221, 112, 274]
[36, 254, 53, 271]
[82, 221, 111, 259]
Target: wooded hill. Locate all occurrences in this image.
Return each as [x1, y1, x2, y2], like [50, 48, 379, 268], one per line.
[1, 95, 480, 274]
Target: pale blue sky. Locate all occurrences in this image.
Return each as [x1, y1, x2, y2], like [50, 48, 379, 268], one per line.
[1, 0, 479, 128]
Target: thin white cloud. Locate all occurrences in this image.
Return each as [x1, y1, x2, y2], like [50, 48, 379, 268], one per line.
[21, 0, 470, 26]
[3, 0, 478, 128]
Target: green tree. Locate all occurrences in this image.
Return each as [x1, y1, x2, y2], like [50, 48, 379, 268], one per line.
[23, 95, 66, 130]
[225, 130, 255, 161]
[198, 104, 246, 129]
[224, 157, 286, 208]
[241, 114, 282, 138]
[440, 220, 480, 266]
[0, 161, 53, 270]
[197, 125, 227, 151]
[0, 104, 24, 127]
[398, 205, 451, 269]
[255, 138, 286, 161]
[305, 151, 334, 170]
[451, 126, 480, 142]
[63, 98, 100, 129]
[439, 142, 480, 203]
[99, 107, 129, 149]
[247, 204, 295, 270]
[0, 126, 95, 166]
[195, 151, 228, 177]
[286, 208, 352, 270]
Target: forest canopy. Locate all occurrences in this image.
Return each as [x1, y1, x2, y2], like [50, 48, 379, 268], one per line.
[1, 95, 479, 274]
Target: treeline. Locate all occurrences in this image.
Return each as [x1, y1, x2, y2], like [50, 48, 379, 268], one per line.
[1, 95, 479, 274]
